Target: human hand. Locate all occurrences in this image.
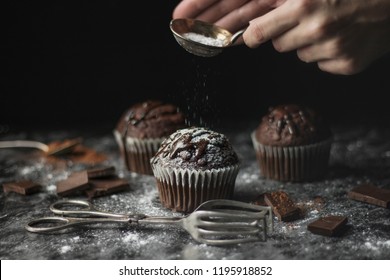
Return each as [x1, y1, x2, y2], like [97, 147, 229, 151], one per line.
[244, 0, 390, 75]
[173, 0, 278, 35]
[173, 0, 390, 75]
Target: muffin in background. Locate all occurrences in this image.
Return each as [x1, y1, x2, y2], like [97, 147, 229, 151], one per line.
[151, 127, 240, 213]
[251, 104, 332, 182]
[114, 100, 186, 175]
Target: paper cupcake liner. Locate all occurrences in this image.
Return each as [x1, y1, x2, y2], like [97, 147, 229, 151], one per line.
[113, 130, 164, 175]
[113, 130, 126, 162]
[151, 164, 240, 213]
[251, 132, 332, 182]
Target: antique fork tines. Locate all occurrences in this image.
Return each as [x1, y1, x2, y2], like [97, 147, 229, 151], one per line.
[179, 200, 273, 245]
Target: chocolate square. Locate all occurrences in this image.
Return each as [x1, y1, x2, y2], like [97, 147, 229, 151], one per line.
[264, 191, 301, 222]
[85, 177, 129, 198]
[307, 216, 348, 237]
[348, 183, 390, 208]
[252, 193, 268, 207]
[56, 171, 90, 197]
[87, 166, 116, 179]
[2, 180, 42, 195]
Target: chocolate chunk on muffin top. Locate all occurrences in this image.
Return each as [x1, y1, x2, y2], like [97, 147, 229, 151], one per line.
[255, 104, 332, 146]
[151, 127, 239, 171]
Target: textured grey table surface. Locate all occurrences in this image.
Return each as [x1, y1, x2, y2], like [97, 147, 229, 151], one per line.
[1, 120, 390, 260]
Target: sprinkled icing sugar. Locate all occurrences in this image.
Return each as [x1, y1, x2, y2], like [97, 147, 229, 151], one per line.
[151, 127, 238, 170]
[183, 32, 225, 47]
[60, 245, 71, 253]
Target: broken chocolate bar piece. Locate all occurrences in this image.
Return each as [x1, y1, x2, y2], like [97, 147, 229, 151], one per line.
[307, 216, 348, 237]
[87, 166, 116, 179]
[264, 191, 301, 222]
[67, 145, 107, 164]
[251, 193, 268, 207]
[85, 177, 129, 198]
[56, 171, 90, 197]
[348, 183, 390, 208]
[2, 180, 42, 195]
[46, 138, 82, 156]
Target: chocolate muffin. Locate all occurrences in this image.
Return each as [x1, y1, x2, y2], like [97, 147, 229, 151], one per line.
[151, 127, 240, 213]
[251, 104, 332, 182]
[114, 100, 186, 175]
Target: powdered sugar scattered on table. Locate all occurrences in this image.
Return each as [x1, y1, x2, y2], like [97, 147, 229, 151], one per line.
[2, 122, 390, 259]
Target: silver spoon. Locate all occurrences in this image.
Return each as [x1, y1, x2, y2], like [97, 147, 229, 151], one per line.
[170, 18, 245, 57]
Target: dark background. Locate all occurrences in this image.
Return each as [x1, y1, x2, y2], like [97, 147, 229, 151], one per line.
[2, 0, 390, 132]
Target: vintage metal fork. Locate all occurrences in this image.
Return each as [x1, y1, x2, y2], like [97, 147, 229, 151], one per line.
[25, 199, 273, 246]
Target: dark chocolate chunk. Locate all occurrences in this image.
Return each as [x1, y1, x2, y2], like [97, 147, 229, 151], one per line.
[85, 177, 129, 198]
[264, 191, 301, 222]
[348, 184, 390, 208]
[46, 138, 82, 156]
[307, 216, 348, 237]
[87, 166, 116, 179]
[2, 180, 42, 195]
[66, 145, 108, 164]
[251, 193, 268, 207]
[56, 171, 90, 197]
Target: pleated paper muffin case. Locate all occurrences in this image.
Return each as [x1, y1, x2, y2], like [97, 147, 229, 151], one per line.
[151, 164, 240, 213]
[114, 130, 164, 175]
[251, 131, 332, 182]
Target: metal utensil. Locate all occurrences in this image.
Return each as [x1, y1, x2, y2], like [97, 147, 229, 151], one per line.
[170, 18, 245, 57]
[25, 199, 273, 246]
[0, 138, 82, 156]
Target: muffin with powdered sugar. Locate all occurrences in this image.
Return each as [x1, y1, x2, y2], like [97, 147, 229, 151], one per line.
[151, 127, 240, 213]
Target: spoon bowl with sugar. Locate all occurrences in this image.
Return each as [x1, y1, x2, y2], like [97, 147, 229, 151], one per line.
[170, 18, 245, 57]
